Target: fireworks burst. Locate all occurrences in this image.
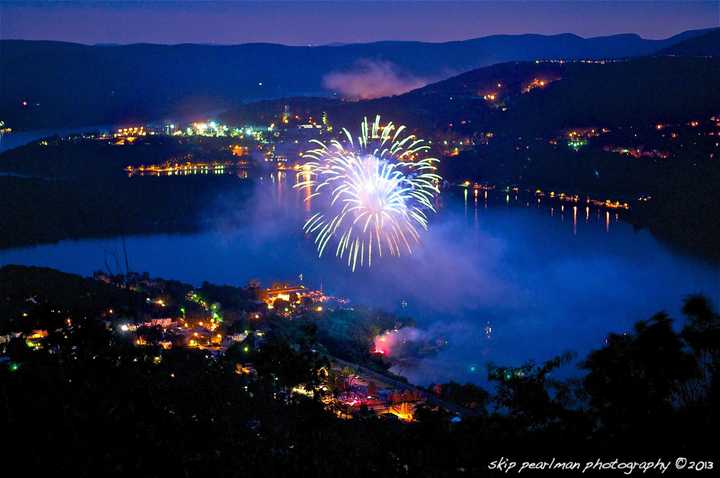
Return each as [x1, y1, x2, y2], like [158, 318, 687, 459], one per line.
[295, 115, 441, 271]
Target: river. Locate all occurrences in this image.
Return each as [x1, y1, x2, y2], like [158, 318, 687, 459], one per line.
[1, 176, 717, 385]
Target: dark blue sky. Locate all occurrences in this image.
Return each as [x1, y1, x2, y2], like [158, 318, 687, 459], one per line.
[1, 1, 717, 45]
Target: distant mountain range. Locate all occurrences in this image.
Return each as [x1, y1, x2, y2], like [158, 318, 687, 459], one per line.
[0, 28, 716, 130]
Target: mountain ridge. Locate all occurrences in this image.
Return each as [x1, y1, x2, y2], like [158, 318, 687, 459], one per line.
[1, 28, 714, 130]
[2, 27, 713, 48]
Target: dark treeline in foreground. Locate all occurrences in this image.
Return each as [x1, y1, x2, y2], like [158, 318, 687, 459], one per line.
[1, 266, 718, 476]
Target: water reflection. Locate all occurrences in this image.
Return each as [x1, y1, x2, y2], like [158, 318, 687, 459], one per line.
[572, 205, 577, 235]
[1, 175, 717, 387]
[296, 166, 313, 212]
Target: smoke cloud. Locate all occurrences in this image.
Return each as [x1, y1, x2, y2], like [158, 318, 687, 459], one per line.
[373, 327, 432, 358]
[323, 60, 429, 100]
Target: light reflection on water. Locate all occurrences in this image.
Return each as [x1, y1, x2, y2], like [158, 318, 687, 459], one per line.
[1, 177, 718, 386]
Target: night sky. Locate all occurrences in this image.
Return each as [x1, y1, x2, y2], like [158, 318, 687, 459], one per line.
[1, 1, 717, 45]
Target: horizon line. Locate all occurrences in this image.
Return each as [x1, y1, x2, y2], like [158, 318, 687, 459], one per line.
[1, 26, 716, 49]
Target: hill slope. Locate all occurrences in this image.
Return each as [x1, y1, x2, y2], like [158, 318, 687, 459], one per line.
[223, 56, 720, 136]
[658, 28, 720, 57]
[0, 28, 710, 130]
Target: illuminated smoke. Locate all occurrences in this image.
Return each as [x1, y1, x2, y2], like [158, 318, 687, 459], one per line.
[372, 326, 448, 361]
[323, 60, 428, 100]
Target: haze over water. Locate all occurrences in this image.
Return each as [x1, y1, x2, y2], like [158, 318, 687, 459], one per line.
[2, 174, 718, 385]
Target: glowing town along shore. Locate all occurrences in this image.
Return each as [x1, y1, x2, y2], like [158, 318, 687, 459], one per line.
[460, 182, 631, 211]
[111, 280, 348, 352]
[124, 159, 249, 177]
[296, 115, 442, 271]
[26, 104, 717, 180]
[1, 270, 445, 422]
